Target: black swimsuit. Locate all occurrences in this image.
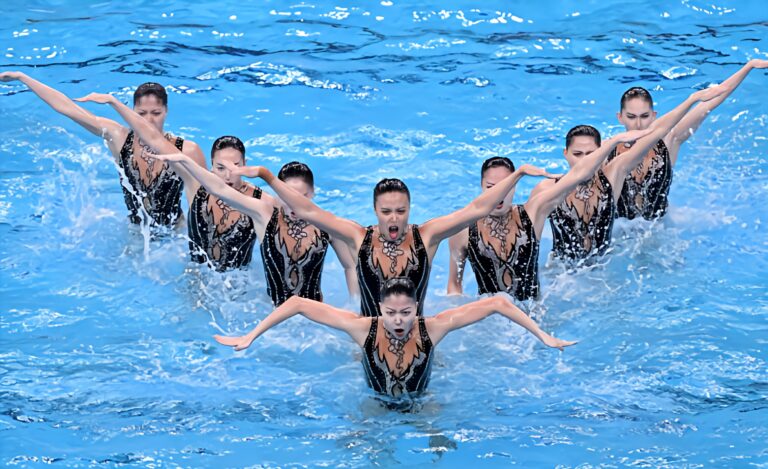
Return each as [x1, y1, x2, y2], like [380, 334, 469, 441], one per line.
[188, 185, 262, 271]
[117, 130, 184, 226]
[608, 139, 673, 220]
[260, 207, 330, 306]
[357, 225, 430, 317]
[549, 169, 616, 260]
[362, 317, 433, 397]
[466, 205, 539, 301]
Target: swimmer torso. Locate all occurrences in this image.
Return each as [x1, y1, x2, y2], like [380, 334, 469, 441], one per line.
[188, 183, 263, 271]
[466, 204, 540, 301]
[549, 169, 616, 260]
[357, 225, 430, 317]
[260, 207, 330, 306]
[118, 130, 186, 226]
[362, 316, 433, 398]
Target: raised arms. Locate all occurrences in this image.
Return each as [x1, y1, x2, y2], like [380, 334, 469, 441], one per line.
[214, 296, 370, 350]
[665, 59, 768, 165]
[524, 129, 653, 238]
[420, 164, 556, 253]
[0, 72, 126, 155]
[426, 296, 576, 349]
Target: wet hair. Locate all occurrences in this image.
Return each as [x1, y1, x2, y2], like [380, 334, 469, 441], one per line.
[380, 277, 417, 302]
[565, 125, 601, 149]
[211, 136, 246, 162]
[133, 82, 168, 107]
[373, 178, 410, 206]
[620, 86, 653, 111]
[480, 156, 515, 180]
[278, 161, 314, 187]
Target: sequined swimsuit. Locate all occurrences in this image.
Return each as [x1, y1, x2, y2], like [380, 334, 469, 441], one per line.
[362, 317, 433, 397]
[117, 130, 184, 226]
[260, 207, 330, 306]
[549, 169, 616, 260]
[466, 205, 539, 301]
[357, 225, 430, 317]
[608, 139, 673, 220]
[188, 185, 262, 271]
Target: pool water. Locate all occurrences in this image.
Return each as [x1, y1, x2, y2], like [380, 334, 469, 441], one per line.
[1, 0, 767, 466]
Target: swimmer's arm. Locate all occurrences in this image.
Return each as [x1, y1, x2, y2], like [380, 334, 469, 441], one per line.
[214, 296, 371, 351]
[154, 153, 273, 226]
[446, 229, 469, 296]
[421, 164, 556, 249]
[240, 166, 365, 249]
[1, 72, 126, 153]
[426, 296, 576, 350]
[331, 237, 361, 299]
[665, 60, 768, 165]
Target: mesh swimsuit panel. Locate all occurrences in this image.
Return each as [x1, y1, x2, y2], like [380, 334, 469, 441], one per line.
[188, 184, 262, 271]
[362, 317, 433, 397]
[260, 207, 330, 306]
[117, 130, 184, 226]
[357, 225, 430, 317]
[467, 204, 540, 301]
[608, 138, 673, 220]
[549, 169, 616, 260]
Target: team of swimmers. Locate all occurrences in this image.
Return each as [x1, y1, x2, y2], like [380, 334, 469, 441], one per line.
[2, 58, 764, 398]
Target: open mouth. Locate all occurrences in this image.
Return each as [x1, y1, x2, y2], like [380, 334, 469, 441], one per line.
[394, 328, 405, 335]
[496, 201, 504, 209]
[388, 226, 399, 240]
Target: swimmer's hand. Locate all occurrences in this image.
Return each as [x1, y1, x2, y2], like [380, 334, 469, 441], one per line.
[0, 71, 24, 82]
[749, 59, 768, 69]
[541, 335, 577, 351]
[75, 92, 117, 105]
[153, 153, 187, 163]
[220, 160, 265, 179]
[214, 333, 257, 351]
[517, 164, 560, 179]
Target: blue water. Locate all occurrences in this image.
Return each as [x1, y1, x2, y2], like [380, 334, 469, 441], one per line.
[2, 0, 767, 466]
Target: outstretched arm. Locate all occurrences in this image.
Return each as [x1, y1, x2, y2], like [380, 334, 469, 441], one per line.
[420, 164, 557, 251]
[525, 128, 653, 237]
[154, 153, 274, 226]
[228, 164, 365, 250]
[446, 229, 469, 295]
[426, 296, 576, 349]
[0, 71, 126, 154]
[665, 59, 768, 165]
[214, 296, 371, 350]
[605, 84, 729, 190]
[76, 92, 207, 203]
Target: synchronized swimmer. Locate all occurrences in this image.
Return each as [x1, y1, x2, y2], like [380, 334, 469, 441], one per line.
[1, 58, 764, 398]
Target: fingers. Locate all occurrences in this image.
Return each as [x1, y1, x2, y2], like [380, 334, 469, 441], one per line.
[213, 334, 243, 346]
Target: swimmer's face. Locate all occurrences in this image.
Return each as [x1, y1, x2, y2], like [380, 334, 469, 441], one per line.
[134, 95, 167, 132]
[482, 166, 515, 216]
[283, 177, 315, 219]
[564, 135, 600, 168]
[374, 191, 410, 242]
[211, 147, 245, 190]
[380, 293, 418, 339]
[618, 98, 656, 131]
